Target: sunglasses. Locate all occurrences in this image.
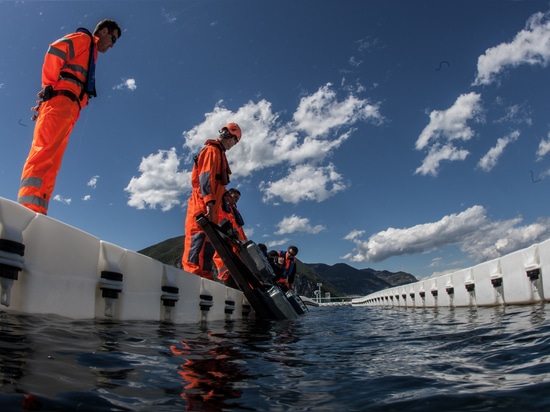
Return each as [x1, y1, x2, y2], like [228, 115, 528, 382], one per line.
[111, 33, 117, 45]
[221, 129, 240, 142]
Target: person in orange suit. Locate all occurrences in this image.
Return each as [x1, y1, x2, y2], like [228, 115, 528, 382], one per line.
[18, 19, 121, 215]
[182, 123, 242, 279]
[213, 188, 247, 282]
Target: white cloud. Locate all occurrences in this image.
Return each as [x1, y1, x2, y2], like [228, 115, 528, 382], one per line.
[261, 163, 346, 204]
[127, 83, 382, 210]
[344, 229, 365, 241]
[460, 216, 550, 262]
[292, 83, 383, 138]
[415, 93, 483, 151]
[344, 205, 550, 264]
[181, 84, 382, 174]
[53, 195, 71, 205]
[87, 175, 99, 188]
[349, 56, 362, 67]
[415, 143, 470, 177]
[82, 195, 91, 201]
[494, 101, 532, 125]
[161, 8, 177, 24]
[473, 11, 550, 86]
[113, 78, 137, 91]
[536, 132, 550, 160]
[182, 99, 281, 177]
[415, 92, 483, 176]
[356, 36, 382, 53]
[266, 238, 290, 249]
[274, 214, 325, 235]
[477, 130, 520, 172]
[125, 147, 190, 211]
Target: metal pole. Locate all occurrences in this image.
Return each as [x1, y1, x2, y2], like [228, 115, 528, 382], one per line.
[317, 283, 322, 304]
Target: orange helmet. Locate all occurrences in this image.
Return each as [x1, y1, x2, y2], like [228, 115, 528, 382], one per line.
[220, 122, 242, 142]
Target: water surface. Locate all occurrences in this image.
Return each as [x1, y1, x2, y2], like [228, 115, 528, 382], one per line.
[1, 305, 550, 411]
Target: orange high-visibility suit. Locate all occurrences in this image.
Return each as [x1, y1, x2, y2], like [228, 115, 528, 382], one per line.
[213, 193, 247, 281]
[182, 140, 231, 279]
[18, 30, 97, 214]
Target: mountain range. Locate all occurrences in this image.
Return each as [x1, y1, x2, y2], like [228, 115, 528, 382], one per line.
[137, 236, 417, 299]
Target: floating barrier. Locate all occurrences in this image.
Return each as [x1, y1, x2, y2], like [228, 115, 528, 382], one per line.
[353, 239, 550, 308]
[0, 197, 248, 323]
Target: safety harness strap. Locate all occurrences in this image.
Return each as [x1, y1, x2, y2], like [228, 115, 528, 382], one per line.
[59, 71, 85, 90]
[47, 89, 82, 110]
[75, 27, 97, 99]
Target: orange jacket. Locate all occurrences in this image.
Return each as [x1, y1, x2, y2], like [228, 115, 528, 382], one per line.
[42, 30, 98, 107]
[189, 139, 231, 221]
[218, 194, 246, 241]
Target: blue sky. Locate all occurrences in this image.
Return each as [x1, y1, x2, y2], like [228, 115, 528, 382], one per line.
[2, 0, 550, 279]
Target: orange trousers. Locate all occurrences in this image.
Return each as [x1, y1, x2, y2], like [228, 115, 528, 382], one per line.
[18, 96, 80, 214]
[213, 244, 241, 281]
[182, 203, 218, 279]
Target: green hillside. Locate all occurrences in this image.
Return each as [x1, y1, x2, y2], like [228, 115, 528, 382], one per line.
[137, 236, 417, 299]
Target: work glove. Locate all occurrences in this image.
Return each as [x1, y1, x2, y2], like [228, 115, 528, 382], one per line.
[31, 86, 53, 121]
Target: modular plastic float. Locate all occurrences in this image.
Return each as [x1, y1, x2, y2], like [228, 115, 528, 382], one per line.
[353, 239, 550, 308]
[0, 197, 247, 323]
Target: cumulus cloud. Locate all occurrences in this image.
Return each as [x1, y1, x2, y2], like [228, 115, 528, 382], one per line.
[53, 195, 71, 205]
[82, 195, 91, 201]
[274, 214, 325, 235]
[473, 11, 550, 86]
[261, 163, 346, 204]
[477, 130, 520, 172]
[415, 92, 483, 176]
[126, 83, 382, 210]
[87, 175, 99, 188]
[125, 147, 190, 211]
[292, 83, 383, 138]
[415, 144, 470, 177]
[343, 229, 365, 241]
[536, 132, 550, 160]
[344, 205, 550, 264]
[113, 78, 137, 91]
[416, 93, 483, 150]
[267, 238, 291, 248]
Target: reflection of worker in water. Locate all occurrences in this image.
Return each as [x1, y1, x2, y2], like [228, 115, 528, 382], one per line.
[170, 338, 246, 410]
[22, 394, 41, 411]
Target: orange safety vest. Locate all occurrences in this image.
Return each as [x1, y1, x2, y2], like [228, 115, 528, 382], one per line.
[43, 30, 98, 107]
[274, 251, 296, 290]
[277, 251, 296, 279]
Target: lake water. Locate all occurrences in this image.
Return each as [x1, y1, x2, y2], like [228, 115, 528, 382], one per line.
[1, 304, 550, 411]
